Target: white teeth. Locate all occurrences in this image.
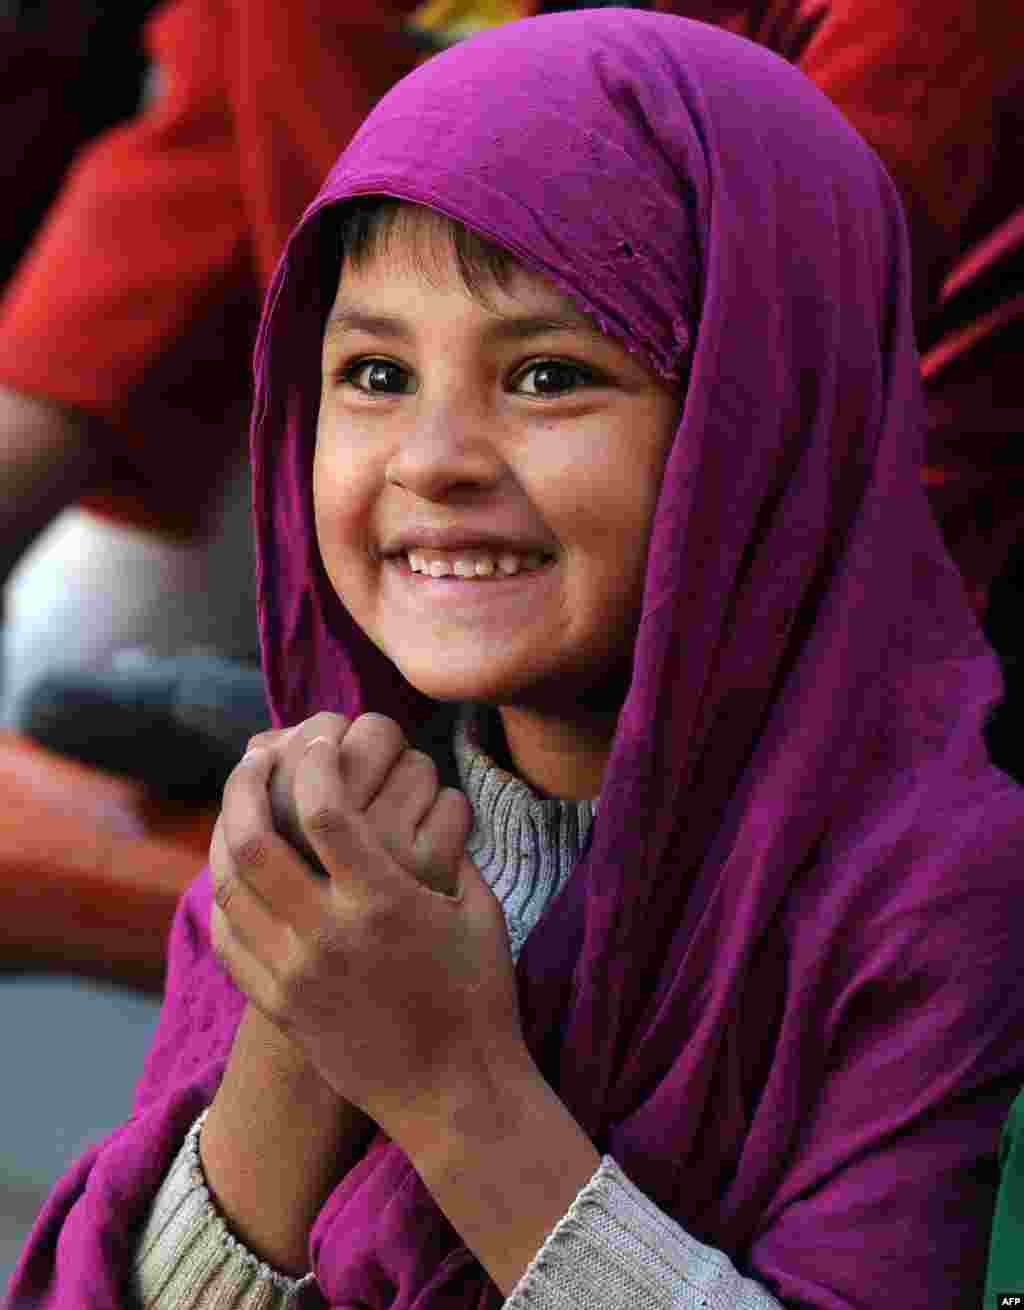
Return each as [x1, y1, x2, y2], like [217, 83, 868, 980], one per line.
[404, 549, 551, 577]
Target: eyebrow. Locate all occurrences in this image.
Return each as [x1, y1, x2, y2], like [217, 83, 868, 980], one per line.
[323, 303, 608, 348]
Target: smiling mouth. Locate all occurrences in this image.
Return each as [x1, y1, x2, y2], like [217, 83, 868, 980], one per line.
[389, 554, 557, 580]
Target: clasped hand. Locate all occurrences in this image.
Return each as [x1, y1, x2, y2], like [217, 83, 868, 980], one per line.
[209, 711, 528, 1142]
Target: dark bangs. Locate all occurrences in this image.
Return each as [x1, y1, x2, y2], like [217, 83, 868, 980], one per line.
[328, 195, 521, 305]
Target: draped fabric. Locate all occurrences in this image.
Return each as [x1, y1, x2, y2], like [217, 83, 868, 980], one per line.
[7, 13, 1024, 1310]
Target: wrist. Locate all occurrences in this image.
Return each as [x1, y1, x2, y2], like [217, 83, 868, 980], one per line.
[198, 1005, 376, 1276]
[237, 1004, 328, 1087]
[215, 1004, 372, 1153]
[396, 1058, 601, 1299]
[385, 1043, 545, 1173]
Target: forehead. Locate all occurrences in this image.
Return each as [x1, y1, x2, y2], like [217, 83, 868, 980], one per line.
[326, 202, 601, 329]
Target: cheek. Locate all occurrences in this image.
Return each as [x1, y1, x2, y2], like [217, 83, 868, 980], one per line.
[560, 461, 661, 577]
[312, 431, 372, 548]
[311, 441, 383, 615]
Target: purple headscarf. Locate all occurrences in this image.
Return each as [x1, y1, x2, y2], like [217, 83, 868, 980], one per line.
[9, 11, 1024, 1309]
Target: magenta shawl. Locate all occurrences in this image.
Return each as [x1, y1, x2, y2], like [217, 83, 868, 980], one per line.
[8, 12, 1024, 1309]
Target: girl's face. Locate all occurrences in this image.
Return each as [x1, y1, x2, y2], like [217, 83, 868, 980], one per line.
[315, 208, 682, 719]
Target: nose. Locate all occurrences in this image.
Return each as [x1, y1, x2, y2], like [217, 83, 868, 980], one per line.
[385, 392, 504, 500]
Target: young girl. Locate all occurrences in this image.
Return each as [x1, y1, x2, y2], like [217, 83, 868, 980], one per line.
[7, 11, 1024, 1309]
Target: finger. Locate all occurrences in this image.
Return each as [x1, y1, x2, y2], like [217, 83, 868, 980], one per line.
[334, 713, 408, 811]
[284, 711, 353, 750]
[210, 811, 296, 960]
[210, 896, 290, 1024]
[251, 711, 350, 748]
[366, 748, 439, 868]
[269, 713, 358, 862]
[292, 736, 383, 892]
[221, 747, 330, 937]
[254, 713, 352, 782]
[246, 724, 301, 753]
[411, 788, 473, 897]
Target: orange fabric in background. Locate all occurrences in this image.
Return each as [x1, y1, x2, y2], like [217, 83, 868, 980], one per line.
[0, 0, 1019, 614]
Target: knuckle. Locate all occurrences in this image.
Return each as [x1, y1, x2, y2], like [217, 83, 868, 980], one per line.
[360, 890, 406, 945]
[303, 711, 350, 743]
[308, 710, 344, 729]
[302, 802, 343, 838]
[357, 710, 398, 732]
[230, 828, 271, 871]
[246, 726, 291, 752]
[356, 712, 407, 754]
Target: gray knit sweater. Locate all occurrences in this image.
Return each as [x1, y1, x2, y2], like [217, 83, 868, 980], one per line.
[131, 704, 783, 1310]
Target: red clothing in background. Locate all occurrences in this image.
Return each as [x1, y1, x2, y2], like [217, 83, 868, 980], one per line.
[0, 0, 421, 541]
[798, 0, 1024, 617]
[659, 0, 1024, 615]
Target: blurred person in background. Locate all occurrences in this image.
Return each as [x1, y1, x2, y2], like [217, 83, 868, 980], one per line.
[0, 0, 424, 793]
[0, 0, 1018, 800]
[0, 0, 264, 800]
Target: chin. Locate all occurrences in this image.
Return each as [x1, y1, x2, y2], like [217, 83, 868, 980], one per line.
[388, 644, 634, 718]
[395, 662, 523, 707]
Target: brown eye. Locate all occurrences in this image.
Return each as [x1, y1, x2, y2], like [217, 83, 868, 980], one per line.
[515, 360, 598, 397]
[343, 359, 416, 394]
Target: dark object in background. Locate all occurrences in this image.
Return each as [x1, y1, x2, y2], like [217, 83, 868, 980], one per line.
[11, 649, 272, 803]
[0, 1, 160, 289]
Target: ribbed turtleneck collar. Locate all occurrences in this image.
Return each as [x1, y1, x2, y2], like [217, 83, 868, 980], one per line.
[452, 703, 598, 960]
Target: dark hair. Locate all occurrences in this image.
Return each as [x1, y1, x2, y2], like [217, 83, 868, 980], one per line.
[330, 195, 521, 303]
